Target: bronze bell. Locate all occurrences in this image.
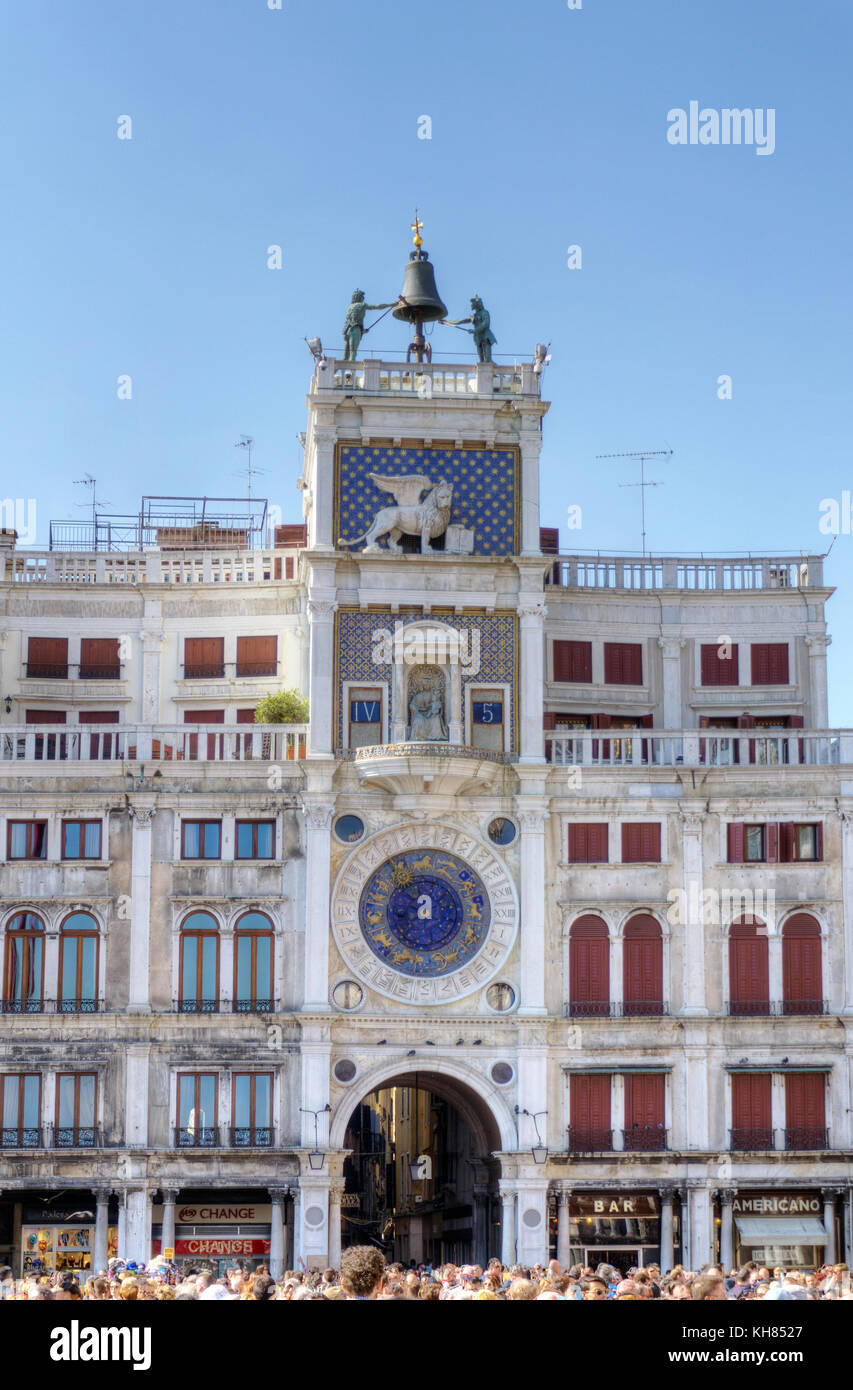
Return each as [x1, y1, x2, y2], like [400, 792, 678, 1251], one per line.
[393, 250, 448, 324]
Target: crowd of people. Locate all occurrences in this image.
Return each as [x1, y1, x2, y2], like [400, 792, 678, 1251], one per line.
[1, 1251, 851, 1300]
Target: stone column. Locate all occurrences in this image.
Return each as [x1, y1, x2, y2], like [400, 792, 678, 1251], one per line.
[160, 1188, 178, 1259]
[123, 1188, 151, 1265]
[518, 598, 546, 762]
[519, 430, 543, 557]
[689, 1187, 713, 1271]
[306, 598, 337, 757]
[44, 929, 60, 1010]
[93, 1190, 110, 1275]
[557, 1188, 572, 1269]
[307, 429, 337, 551]
[139, 628, 165, 725]
[805, 635, 831, 728]
[659, 1189, 675, 1274]
[124, 1043, 149, 1147]
[328, 1183, 344, 1271]
[515, 1180, 550, 1267]
[301, 799, 334, 1010]
[837, 810, 853, 1015]
[822, 1188, 840, 1265]
[269, 1189, 286, 1279]
[517, 805, 548, 1015]
[677, 1187, 689, 1267]
[127, 803, 155, 1013]
[657, 637, 685, 730]
[719, 1189, 736, 1274]
[499, 1183, 517, 1266]
[679, 808, 709, 1016]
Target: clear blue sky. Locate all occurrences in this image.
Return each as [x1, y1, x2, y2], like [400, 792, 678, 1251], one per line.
[2, 0, 851, 719]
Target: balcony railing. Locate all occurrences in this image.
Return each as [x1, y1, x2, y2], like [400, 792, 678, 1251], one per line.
[174, 1126, 221, 1148]
[566, 1127, 614, 1152]
[730, 1128, 775, 1151]
[1, 998, 102, 1015]
[727, 1001, 772, 1018]
[53, 1126, 102, 1148]
[183, 664, 226, 680]
[5, 547, 301, 586]
[320, 357, 538, 398]
[567, 1001, 669, 1019]
[784, 1127, 829, 1151]
[174, 998, 279, 1014]
[546, 728, 844, 768]
[0, 724, 308, 763]
[24, 662, 123, 681]
[567, 1001, 613, 1019]
[229, 1126, 273, 1148]
[545, 554, 824, 592]
[1, 1127, 43, 1148]
[621, 1001, 669, 1018]
[727, 1000, 828, 1018]
[622, 1126, 668, 1152]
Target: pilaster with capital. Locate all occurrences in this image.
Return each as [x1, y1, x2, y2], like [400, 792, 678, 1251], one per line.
[139, 629, 166, 723]
[517, 802, 548, 1014]
[556, 1187, 572, 1268]
[306, 597, 337, 756]
[805, 634, 832, 727]
[301, 798, 335, 1009]
[518, 598, 546, 762]
[659, 1189, 675, 1273]
[657, 636, 686, 728]
[717, 1188, 736, 1273]
[127, 802, 156, 1013]
[307, 427, 338, 550]
[837, 808, 853, 1014]
[678, 806, 709, 1017]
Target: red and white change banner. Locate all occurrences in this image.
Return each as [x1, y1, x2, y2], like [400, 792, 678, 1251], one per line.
[152, 1239, 271, 1257]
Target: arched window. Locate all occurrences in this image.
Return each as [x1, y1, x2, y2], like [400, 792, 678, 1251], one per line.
[569, 916, 609, 1017]
[782, 915, 823, 1015]
[3, 913, 45, 1013]
[623, 914, 664, 1016]
[58, 913, 99, 1013]
[234, 913, 274, 1012]
[729, 917, 769, 1016]
[179, 912, 220, 1013]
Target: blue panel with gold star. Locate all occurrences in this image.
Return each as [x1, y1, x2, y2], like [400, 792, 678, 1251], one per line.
[359, 849, 492, 978]
[335, 444, 519, 556]
[335, 609, 518, 750]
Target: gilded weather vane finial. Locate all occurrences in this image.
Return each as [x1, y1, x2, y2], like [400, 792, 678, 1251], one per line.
[411, 210, 424, 249]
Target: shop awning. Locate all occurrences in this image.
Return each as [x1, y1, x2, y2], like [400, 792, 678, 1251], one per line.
[735, 1216, 827, 1243]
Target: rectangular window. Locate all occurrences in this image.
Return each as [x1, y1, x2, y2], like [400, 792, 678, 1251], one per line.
[567, 823, 609, 863]
[232, 1073, 273, 1147]
[236, 635, 278, 678]
[621, 823, 661, 863]
[700, 643, 739, 686]
[794, 824, 820, 861]
[349, 687, 383, 749]
[176, 1073, 218, 1147]
[55, 1074, 97, 1146]
[181, 821, 221, 860]
[604, 642, 643, 686]
[26, 637, 68, 679]
[731, 1072, 773, 1150]
[79, 638, 121, 680]
[235, 821, 275, 859]
[751, 643, 789, 685]
[745, 825, 765, 862]
[471, 689, 504, 752]
[568, 1073, 612, 1151]
[1, 1074, 41, 1146]
[8, 822, 48, 860]
[553, 640, 592, 683]
[61, 821, 102, 860]
[184, 637, 225, 680]
[729, 822, 821, 864]
[623, 1073, 666, 1150]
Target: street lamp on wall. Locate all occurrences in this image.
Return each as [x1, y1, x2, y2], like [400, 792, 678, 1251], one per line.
[515, 1106, 548, 1164]
[300, 1103, 331, 1171]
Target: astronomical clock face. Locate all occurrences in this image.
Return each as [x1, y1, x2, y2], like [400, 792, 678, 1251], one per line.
[331, 823, 518, 1004]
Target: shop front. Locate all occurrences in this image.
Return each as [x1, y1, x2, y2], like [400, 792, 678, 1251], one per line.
[558, 1191, 678, 1272]
[19, 1196, 118, 1278]
[151, 1197, 273, 1277]
[730, 1192, 831, 1270]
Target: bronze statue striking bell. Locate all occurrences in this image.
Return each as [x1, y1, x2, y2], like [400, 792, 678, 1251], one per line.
[393, 251, 448, 324]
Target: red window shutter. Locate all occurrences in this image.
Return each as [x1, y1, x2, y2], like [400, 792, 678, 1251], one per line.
[815, 822, 823, 860]
[751, 643, 789, 685]
[79, 638, 120, 675]
[274, 523, 307, 547]
[236, 708, 256, 724]
[785, 1073, 825, 1133]
[732, 1072, 771, 1131]
[729, 923, 769, 1008]
[26, 709, 66, 724]
[624, 1073, 665, 1130]
[184, 637, 224, 676]
[593, 714, 611, 729]
[570, 1074, 611, 1133]
[236, 635, 277, 675]
[569, 917, 609, 1013]
[604, 642, 643, 685]
[700, 643, 739, 686]
[764, 822, 778, 862]
[27, 637, 68, 675]
[553, 640, 592, 683]
[727, 824, 745, 863]
[778, 822, 794, 862]
[539, 527, 559, 554]
[782, 915, 822, 1013]
[568, 824, 608, 863]
[78, 711, 120, 723]
[622, 823, 661, 863]
[623, 915, 663, 1008]
[183, 708, 225, 759]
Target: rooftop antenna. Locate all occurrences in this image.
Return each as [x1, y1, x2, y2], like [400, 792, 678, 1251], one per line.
[233, 436, 266, 537]
[73, 474, 112, 551]
[596, 447, 673, 556]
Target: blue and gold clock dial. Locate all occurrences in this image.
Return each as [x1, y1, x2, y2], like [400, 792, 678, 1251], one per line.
[359, 849, 491, 978]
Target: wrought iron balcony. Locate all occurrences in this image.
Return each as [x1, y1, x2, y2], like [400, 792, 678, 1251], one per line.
[175, 998, 220, 1014]
[730, 1128, 775, 1151]
[780, 999, 826, 1016]
[622, 1126, 668, 1152]
[56, 998, 102, 1014]
[566, 1127, 614, 1152]
[174, 1126, 221, 1148]
[567, 1001, 613, 1019]
[621, 1000, 669, 1018]
[173, 998, 279, 1014]
[784, 1127, 829, 1151]
[53, 1126, 101, 1148]
[1, 998, 102, 1015]
[229, 1126, 273, 1148]
[183, 664, 226, 680]
[727, 1000, 772, 1018]
[1, 1127, 44, 1148]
